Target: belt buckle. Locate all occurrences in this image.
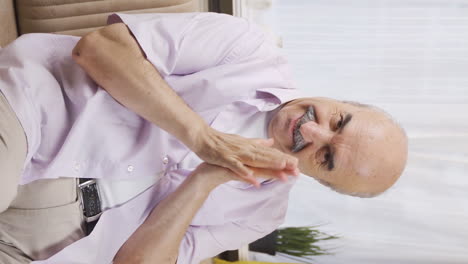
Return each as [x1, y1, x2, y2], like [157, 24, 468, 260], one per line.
[77, 179, 102, 223]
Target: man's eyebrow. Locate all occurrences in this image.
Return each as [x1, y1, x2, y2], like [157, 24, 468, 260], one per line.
[327, 113, 352, 171]
[337, 113, 353, 134]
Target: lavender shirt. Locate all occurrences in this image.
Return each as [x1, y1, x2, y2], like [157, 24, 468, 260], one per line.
[0, 12, 302, 264]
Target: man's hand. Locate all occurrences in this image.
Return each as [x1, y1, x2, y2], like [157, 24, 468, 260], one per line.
[193, 128, 299, 187]
[193, 160, 298, 191]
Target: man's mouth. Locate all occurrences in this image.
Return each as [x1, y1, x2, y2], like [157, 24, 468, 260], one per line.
[291, 106, 315, 153]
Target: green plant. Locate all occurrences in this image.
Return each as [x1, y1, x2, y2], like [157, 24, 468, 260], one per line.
[276, 226, 339, 263]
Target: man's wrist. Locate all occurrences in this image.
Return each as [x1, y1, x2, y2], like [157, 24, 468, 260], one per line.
[187, 172, 218, 194]
[188, 163, 231, 192]
[184, 121, 212, 154]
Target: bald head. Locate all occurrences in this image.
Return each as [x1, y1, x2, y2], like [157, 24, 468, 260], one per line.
[268, 97, 408, 197]
[328, 108, 407, 197]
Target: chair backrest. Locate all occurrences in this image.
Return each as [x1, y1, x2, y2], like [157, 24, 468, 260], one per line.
[0, 0, 18, 47]
[0, 0, 200, 47]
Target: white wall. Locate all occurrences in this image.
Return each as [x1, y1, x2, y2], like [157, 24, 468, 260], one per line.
[249, 0, 468, 263]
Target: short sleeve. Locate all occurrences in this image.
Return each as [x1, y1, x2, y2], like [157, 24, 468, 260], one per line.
[176, 178, 296, 264]
[107, 12, 266, 76]
[177, 222, 274, 264]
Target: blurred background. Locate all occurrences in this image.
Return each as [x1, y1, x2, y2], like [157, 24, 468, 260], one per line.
[235, 0, 468, 263]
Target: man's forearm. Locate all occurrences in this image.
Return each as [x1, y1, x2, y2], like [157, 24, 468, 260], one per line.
[72, 23, 208, 150]
[113, 167, 225, 264]
[72, 22, 299, 180]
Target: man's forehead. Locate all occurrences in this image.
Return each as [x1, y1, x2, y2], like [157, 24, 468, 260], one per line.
[328, 117, 374, 176]
[325, 148, 374, 191]
[329, 140, 357, 175]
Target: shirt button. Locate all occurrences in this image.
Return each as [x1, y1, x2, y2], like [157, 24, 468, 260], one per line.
[162, 156, 169, 165]
[127, 165, 134, 172]
[74, 162, 80, 172]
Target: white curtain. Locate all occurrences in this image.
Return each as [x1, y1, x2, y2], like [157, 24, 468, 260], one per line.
[248, 0, 468, 263]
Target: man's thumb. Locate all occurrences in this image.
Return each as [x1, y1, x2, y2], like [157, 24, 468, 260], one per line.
[253, 138, 274, 146]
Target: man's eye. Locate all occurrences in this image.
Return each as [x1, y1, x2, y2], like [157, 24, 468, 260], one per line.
[322, 152, 330, 164]
[336, 115, 344, 130]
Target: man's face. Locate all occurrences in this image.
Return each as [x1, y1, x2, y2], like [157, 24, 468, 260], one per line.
[268, 97, 407, 195]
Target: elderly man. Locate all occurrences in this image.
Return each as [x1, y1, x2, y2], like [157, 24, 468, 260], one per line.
[0, 12, 407, 264]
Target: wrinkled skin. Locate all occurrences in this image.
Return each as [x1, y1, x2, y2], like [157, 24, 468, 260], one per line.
[268, 97, 408, 196]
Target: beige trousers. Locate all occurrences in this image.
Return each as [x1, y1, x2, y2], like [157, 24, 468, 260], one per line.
[0, 92, 85, 263]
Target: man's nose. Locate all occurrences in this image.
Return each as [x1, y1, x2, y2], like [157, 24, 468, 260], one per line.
[299, 121, 333, 146]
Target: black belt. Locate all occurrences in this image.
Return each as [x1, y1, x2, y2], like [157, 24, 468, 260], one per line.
[77, 178, 102, 235]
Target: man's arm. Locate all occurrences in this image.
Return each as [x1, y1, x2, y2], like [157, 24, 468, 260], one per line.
[72, 23, 206, 159]
[72, 19, 298, 184]
[113, 163, 223, 264]
[113, 162, 287, 264]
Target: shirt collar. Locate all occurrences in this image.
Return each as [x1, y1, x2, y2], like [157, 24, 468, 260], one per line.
[240, 87, 304, 112]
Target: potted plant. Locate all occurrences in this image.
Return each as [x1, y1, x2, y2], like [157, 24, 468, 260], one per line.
[218, 226, 339, 263]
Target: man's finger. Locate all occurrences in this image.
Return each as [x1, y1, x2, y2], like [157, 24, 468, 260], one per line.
[244, 176, 260, 188]
[250, 167, 291, 183]
[251, 138, 274, 147]
[282, 167, 300, 177]
[244, 149, 298, 171]
[229, 160, 253, 178]
[248, 138, 297, 170]
[285, 156, 299, 170]
[278, 171, 288, 182]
